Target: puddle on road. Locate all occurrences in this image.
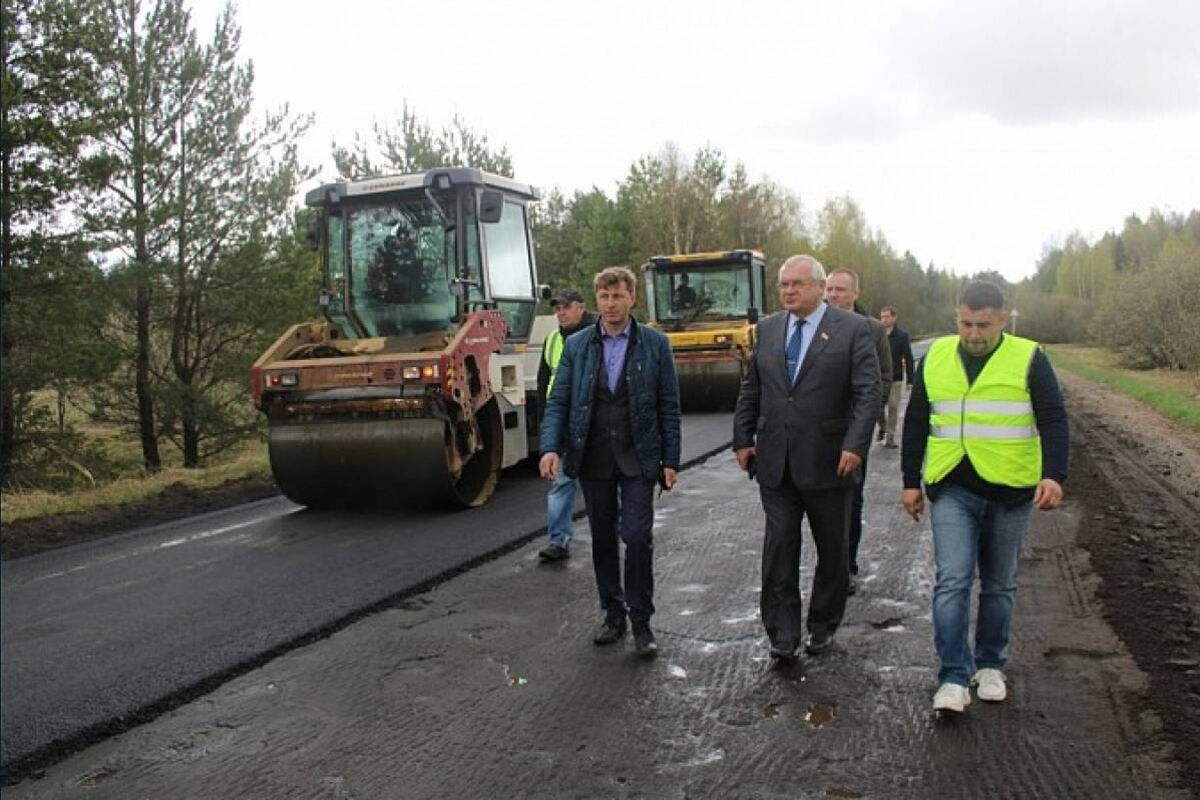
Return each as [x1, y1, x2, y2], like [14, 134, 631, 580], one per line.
[722, 610, 760, 625]
[677, 583, 710, 594]
[667, 664, 688, 679]
[869, 617, 907, 631]
[805, 704, 837, 728]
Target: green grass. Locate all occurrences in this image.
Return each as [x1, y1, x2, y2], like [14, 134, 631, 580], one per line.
[1, 446, 271, 525]
[0, 390, 272, 525]
[1046, 345, 1200, 432]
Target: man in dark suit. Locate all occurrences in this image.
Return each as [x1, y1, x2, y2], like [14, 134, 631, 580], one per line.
[824, 268, 891, 597]
[733, 255, 881, 659]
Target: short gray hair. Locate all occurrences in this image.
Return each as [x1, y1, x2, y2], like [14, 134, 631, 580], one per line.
[779, 254, 827, 281]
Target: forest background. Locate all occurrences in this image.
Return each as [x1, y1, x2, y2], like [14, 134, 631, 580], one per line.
[3, 0, 1198, 497]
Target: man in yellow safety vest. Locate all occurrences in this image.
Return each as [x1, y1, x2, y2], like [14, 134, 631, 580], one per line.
[536, 289, 597, 561]
[901, 280, 1068, 714]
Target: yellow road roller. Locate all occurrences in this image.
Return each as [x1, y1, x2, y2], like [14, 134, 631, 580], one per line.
[641, 250, 768, 411]
[251, 168, 549, 508]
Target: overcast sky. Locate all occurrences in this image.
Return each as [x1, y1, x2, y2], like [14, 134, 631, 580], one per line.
[192, 0, 1200, 281]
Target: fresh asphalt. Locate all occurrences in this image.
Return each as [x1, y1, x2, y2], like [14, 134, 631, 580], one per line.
[3, 409, 1190, 796]
[0, 413, 735, 780]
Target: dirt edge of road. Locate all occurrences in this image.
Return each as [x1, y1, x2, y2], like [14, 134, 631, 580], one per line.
[0, 477, 280, 560]
[1057, 369, 1200, 794]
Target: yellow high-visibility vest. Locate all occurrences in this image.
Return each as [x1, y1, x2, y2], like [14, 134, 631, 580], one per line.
[922, 334, 1042, 487]
[543, 328, 565, 398]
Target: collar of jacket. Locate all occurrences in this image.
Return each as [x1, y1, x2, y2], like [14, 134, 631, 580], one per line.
[591, 315, 641, 345]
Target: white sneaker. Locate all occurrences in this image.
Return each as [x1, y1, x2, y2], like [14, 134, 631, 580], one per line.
[932, 682, 971, 713]
[972, 668, 1007, 702]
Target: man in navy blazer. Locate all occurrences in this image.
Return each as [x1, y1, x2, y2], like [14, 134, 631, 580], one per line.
[733, 255, 880, 659]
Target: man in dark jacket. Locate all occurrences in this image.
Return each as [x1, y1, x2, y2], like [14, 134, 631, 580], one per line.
[536, 289, 598, 562]
[878, 305, 915, 448]
[824, 268, 891, 596]
[733, 255, 880, 660]
[540, 266, 682, 658]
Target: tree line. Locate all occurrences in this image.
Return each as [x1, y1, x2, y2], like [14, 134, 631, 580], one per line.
[4, 0, 1195, 494]
[1014, 210, 1200, 370]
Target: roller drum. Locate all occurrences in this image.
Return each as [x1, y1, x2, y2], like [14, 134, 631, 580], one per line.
[676, 359, 744, 411]
[268, 412, 500, 508]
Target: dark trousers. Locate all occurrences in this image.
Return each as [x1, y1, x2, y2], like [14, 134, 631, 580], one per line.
[580, 476, 656, 623]
[759, 464, 850, 646]
[849, 451, 869, 574]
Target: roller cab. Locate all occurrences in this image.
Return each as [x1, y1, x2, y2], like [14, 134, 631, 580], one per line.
[251, 168, 549, 508]
[641, 250, 767, 411]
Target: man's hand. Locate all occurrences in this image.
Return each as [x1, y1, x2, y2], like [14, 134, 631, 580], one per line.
[539, 453, 559, 482]
[662, 467, 678, 489]
[836, 450, 863, 478]
[902, 488, 924, 521]
[735, 446, 756, 472]
[1034, 478, 1063, 510]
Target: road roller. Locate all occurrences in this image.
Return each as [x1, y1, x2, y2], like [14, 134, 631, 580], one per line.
[641, 250, 768, 411]
[251, 168, 550, 508]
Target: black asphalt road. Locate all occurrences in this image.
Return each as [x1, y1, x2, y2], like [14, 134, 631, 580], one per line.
[0, 413, 735, 773]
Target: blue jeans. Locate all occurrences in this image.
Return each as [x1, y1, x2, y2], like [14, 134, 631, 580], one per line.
[930, 485, 1033, 687]
[546, 468, 578, 548]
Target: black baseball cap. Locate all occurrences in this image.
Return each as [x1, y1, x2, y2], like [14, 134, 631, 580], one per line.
[550, 289, 584, 306]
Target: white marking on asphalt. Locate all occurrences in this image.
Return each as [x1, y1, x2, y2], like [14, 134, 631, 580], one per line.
[26, 514, 279, 584]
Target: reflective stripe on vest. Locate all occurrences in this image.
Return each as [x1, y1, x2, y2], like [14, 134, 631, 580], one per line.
[544, 328, 565, 398]
[922, 334, 1042, 487]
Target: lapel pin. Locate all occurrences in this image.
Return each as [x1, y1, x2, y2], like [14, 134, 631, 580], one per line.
[820, 332, 830, 340]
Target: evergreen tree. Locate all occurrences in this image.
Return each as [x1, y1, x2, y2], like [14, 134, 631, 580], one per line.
[0, 0, 111, 486]
[333, 102, 513, 180]
[84, 0, 312, 468]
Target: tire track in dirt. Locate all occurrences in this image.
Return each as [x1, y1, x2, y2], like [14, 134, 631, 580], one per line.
[1059, 370, 1200, 793]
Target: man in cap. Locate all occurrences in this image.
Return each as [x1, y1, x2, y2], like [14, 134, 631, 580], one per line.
[536, 289, 598, 561]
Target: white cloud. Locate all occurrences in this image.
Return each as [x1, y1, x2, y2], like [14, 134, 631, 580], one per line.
[187, 0, 1200, 280]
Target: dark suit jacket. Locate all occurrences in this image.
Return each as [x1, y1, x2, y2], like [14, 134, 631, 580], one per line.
[733, 304, 881, 491]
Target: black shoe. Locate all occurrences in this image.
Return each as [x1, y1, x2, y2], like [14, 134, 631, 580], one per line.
[804, 630, 835, 655]
[769, 641, 799, 662]
[847, 575, 859, 596]
[593, 618, 626, 645]
[538, 544, 570, 562]
[632, 622, 658, 657]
